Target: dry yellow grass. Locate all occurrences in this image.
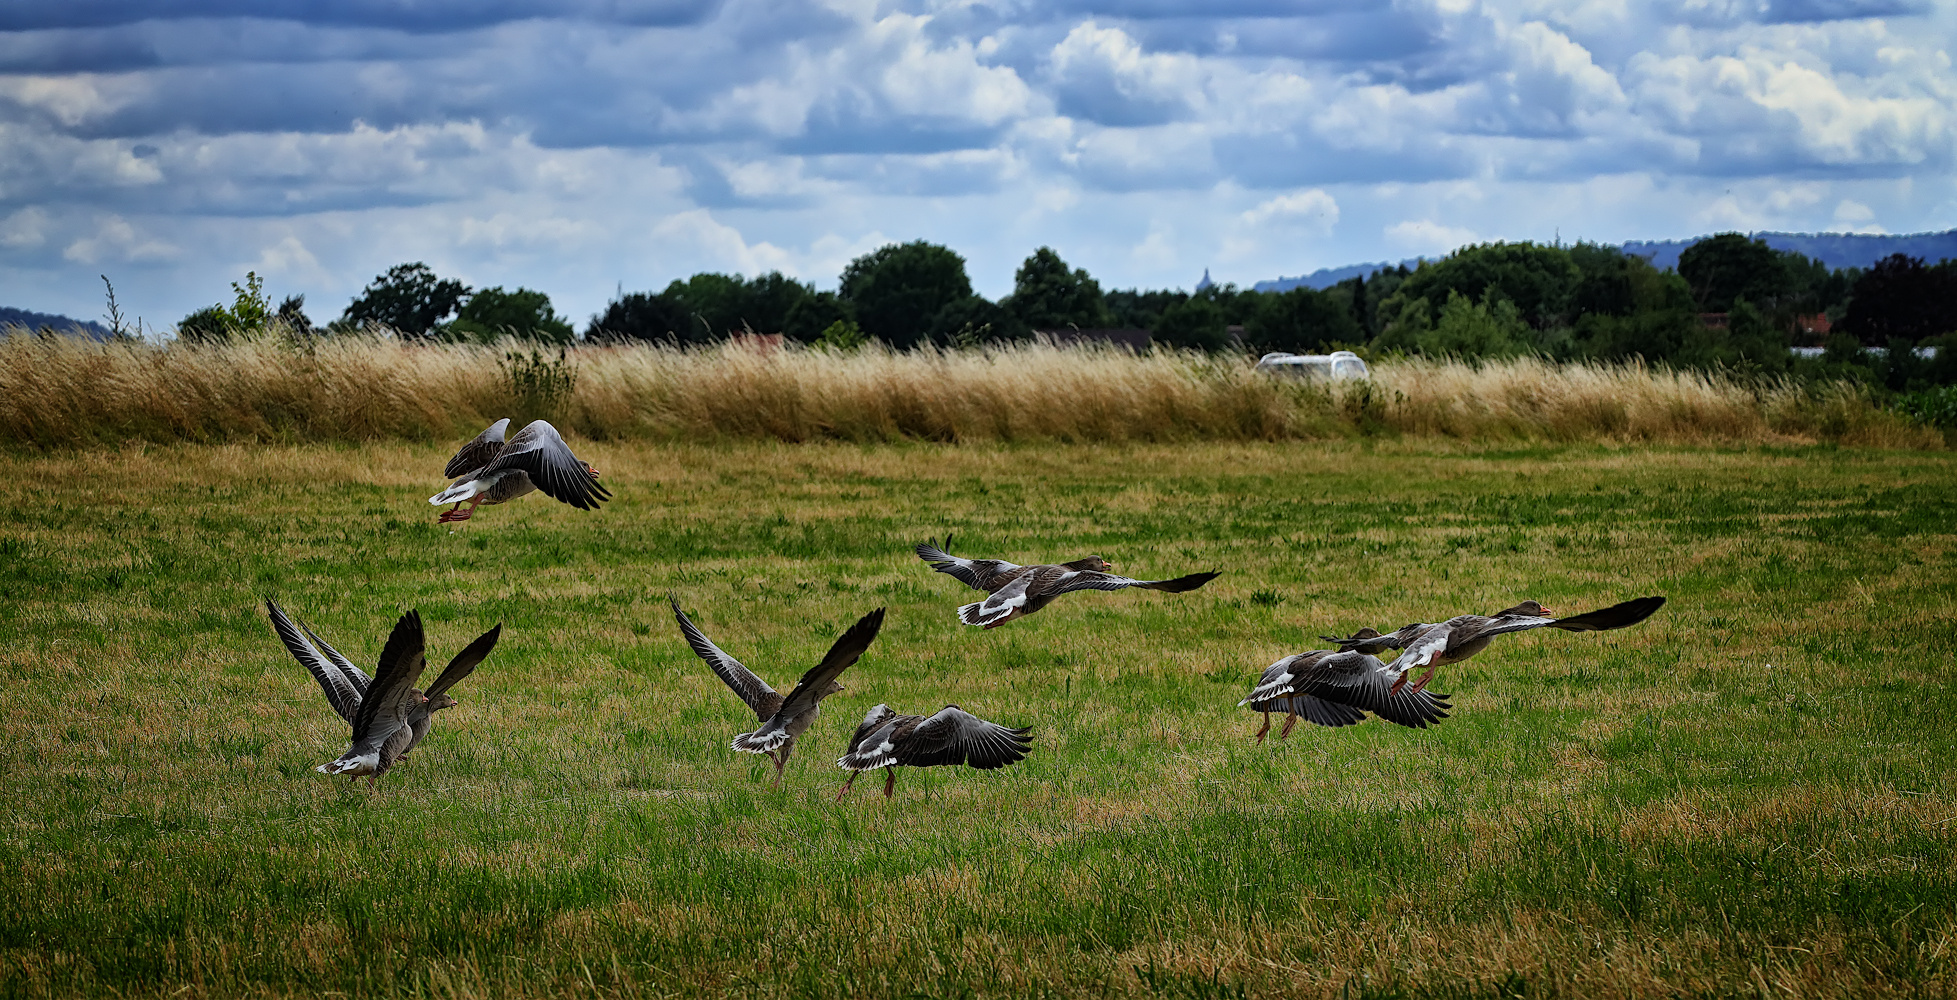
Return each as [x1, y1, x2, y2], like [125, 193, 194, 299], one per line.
[1, 329, 1938, 449]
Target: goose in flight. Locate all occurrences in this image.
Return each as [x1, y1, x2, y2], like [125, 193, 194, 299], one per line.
[1323, 596, 1667, 694]
[430, 418, 610, 523]
[313, 609, 430, 784]
[915, 535, 1219, 629]
[1239, 633, 1453, 736]
[672, 599, 886, 789]
[267, 601, 500, 775]
[835, 704, 1032, 799]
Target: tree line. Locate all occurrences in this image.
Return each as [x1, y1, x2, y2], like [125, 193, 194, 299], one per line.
[176, 233, 1957, 392]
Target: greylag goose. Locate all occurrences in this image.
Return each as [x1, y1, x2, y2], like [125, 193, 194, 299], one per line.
[1241, 626, 1379, 741]
[430, 418, 610, 523]
[915, 535, 1219, 629]
[672, 599, 886, 789]
[267, 601, 501, 773]
[315, 609, 430, 784]
[1239, 636, 1452, 735]
[835, 704, 1033, 799]
[1324, 596, 1666, 694]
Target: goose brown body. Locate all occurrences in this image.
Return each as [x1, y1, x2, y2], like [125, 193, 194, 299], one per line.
[834, 704, 1033, 799]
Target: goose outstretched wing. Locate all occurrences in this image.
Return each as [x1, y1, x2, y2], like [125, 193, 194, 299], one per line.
[479, 420, 611, 510]
[915, 536, 1022, 593]
[1049, 569, 1220, 596]
[424, 623, 502, 700]
[671, 598, 783, 721]
[444, 418, 510, 479]
[343, 610, 429, 758]
[896, 706, 1033, 770]
[267, 600, 362, 724]
[772, 608, 885, 722]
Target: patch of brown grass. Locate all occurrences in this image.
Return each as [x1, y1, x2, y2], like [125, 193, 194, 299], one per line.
[2, 331, 1938, 449]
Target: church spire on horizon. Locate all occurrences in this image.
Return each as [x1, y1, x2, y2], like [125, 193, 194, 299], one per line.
[1195, 267, 1213, 291]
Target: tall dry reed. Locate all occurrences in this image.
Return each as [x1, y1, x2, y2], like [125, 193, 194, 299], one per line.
[0, 329, 1939, 449]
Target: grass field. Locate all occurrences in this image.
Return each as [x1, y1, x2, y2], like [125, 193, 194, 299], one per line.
[2, 438, 1954, 998]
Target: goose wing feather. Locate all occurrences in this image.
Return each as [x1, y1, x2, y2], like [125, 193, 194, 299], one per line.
[479, 420, 611, 510]
[671, 599, 784, 721]
[1050, 569, 1220, 596]
[1454, 596, 1669, 644]
[443, 418, 510, 479]
[266, 600, 363, 724]
[299, 622, 372, 692]
[896, 706, 1033, 770]
[772, 608, 885, 721]
[345, 610, 430, 755]
[915, 537, 1022, 592]
[424, 623, 502, 700]
[1250, 650, 1450, 729]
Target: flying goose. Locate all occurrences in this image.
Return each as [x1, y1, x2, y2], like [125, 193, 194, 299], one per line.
[835, 704, 1033, 799]
[430, 418, 610, 523]
[915, 535, 1219, 629]
[1240, 626, 1380, 741]
[672, 599, 886, 789]
[1324, 596, 1667, 694]
[267, 601, 501, 774]
[1239, 639, 1453, 735]
[315, 609, 430, 784]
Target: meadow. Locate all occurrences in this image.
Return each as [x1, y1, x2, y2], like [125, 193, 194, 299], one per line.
[2, 436, 1954, 998]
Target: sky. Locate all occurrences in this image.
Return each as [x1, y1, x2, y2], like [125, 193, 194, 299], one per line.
[3, 0, 1955, 332]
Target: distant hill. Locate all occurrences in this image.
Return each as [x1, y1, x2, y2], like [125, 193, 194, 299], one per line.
[0, 306, 111, 339]
[1620, 230, 1957, 272]
[1254, 229, 1957, 292]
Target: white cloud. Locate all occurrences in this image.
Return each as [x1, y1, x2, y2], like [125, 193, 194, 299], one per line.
[62, 215, 179, 265]
[1385, 219, 1480, 254]
[1, 207, 48, 249]
[4, 0, 1957, 324]
[1239, 189, 1340, 230]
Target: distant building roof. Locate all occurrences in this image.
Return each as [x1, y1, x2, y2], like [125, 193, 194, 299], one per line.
[1195, 268, 1214, 292]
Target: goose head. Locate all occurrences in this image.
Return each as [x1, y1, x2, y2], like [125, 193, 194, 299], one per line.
[1492, 600, 1550, 617]
[1064, 555, 1113, 572]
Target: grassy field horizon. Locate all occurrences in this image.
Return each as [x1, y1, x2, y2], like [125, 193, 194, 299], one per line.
[3, 437, 1954, 997]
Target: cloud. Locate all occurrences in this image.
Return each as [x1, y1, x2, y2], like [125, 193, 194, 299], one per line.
[1239, 188, 1339, 230]
[2, 0, 1955, 325]
[1046, 21, 1207, 126]
[1385, 218, 1478, 254]
[62, 214, 179, 264]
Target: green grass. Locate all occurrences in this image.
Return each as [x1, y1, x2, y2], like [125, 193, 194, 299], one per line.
[2, 439, 1954, 998]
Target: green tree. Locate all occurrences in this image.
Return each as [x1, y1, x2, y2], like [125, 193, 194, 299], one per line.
[1676, 234, 1800, 313]
[175, 305, 233, 345]
[1005, 247, 1107, 331]
[341, 262, 469, 338]
[839, 241, 973, 348]
[586, 290, 690, 343]
[276, 295, 316, 337]
[929, 295, 1027, 346]
[1404, 290, 1531, 359]
[1152, 295, 1230, 352]
[1840, 254, 1957, 347]
[1104, 288, 1186, 330]
[175, 270, 273, 343]
[1383, 243, 1581, 331]
[1244, 287, 1362, 354]
[785, 291, 853, 344]
[445, 287, 574, 345]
